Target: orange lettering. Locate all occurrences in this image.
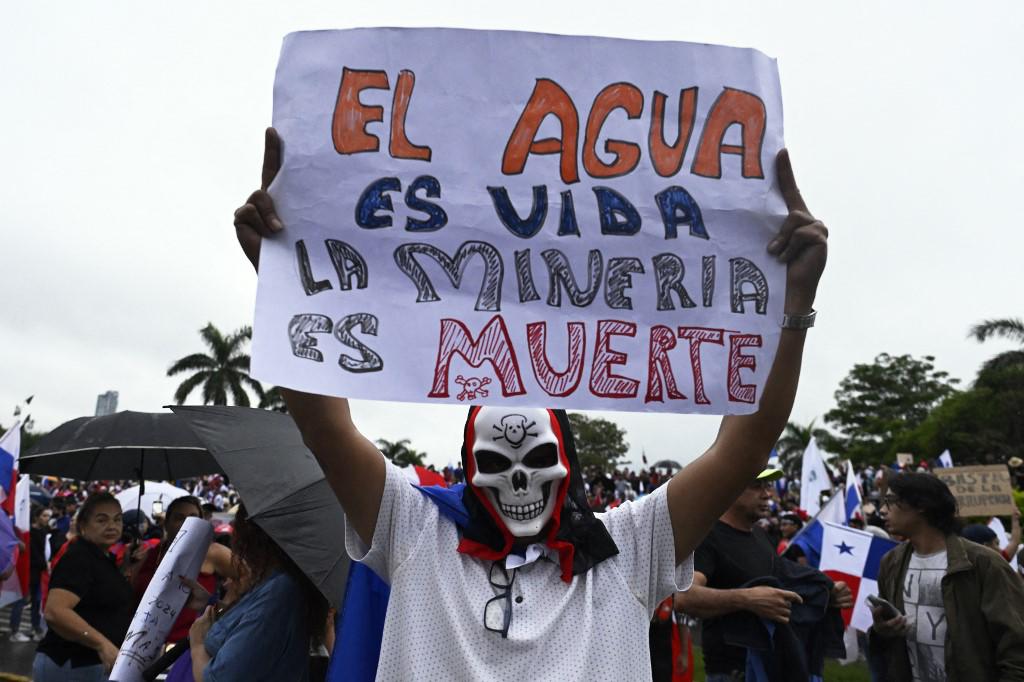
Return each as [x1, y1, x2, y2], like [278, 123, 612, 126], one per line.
[332, 68, 390, 155]
[692, 88, 766, 178]
[501, 79, 580, 184]
[389, 70, 432, 161]
[649, 88, 698, 177]
[583, 83, 643, 179]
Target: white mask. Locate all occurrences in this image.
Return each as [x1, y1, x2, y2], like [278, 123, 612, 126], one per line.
[469, 407, 569, 537]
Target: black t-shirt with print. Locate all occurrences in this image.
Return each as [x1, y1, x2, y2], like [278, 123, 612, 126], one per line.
[36, 539, 134, 667]
[694, 520, 778, 675]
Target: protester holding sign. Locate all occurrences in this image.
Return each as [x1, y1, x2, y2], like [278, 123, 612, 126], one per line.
[871, 473, 1024, 681]
[230, 32, 827, 682]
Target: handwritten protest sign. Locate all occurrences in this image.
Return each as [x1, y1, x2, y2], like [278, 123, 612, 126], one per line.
[934, 465, 1015, 517]
[110, 517, 212, 682]
[252, 28, 787, 414]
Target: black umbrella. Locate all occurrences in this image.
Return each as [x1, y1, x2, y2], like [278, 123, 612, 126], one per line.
[169, 405, 349, 610]
[19, 411, 220, 481]
[652, 459, 683, 470]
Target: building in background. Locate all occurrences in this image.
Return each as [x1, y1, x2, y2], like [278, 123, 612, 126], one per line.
[95, 390, 119, 416]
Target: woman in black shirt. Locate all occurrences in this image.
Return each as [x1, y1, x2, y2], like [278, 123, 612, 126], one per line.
[34, 492, 135, 681]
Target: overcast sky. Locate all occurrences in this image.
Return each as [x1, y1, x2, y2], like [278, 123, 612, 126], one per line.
[2, 1, 1021, 469]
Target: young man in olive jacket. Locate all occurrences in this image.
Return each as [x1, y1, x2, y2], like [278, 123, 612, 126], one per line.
[870, 473, 1024, 681]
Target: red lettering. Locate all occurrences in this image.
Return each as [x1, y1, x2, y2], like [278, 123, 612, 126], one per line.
[332, 68, 389, 155]
[589, 320, 639, 398]
[429, 316, 525, 397]
[727, 333, 762, 403]
[645, 325, 686, 403]
[501, 79, 580, 184]
[678, 327, 725, 405]
[526, 322, 586, 397]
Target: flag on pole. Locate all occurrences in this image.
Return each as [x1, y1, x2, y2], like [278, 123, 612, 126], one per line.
[937, 449, 954, 468]
[844, 461, 862, 524]
[818, 522, 899, 631]
[0, 421, 21, 512]
[800, 438, 832, 517]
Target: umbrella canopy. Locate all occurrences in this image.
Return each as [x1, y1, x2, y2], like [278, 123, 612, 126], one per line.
[170, 405, 349, 611]
[19, 411, 221, 480]
[652, 459, 683, 470]
[115, 481, 192, 519]
[29, 483, 52, 507]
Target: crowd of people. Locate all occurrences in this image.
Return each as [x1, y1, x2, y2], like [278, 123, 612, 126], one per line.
[9, 449, 1024, 681]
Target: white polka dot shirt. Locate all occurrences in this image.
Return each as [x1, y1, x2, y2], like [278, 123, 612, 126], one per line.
[345, 460, 693, 680]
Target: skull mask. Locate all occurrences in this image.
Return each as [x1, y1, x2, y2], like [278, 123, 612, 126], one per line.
[468, 407, 569, 537]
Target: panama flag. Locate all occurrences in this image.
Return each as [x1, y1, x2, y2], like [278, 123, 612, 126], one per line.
[844, 460, 862, 523]
[800, 437, 832, 517]
[818, 522, 899, 631]
[937, 449, 954, 468]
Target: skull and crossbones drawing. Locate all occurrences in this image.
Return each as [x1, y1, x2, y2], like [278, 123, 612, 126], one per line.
[455, 375, 491, 401]
[492, 414, 538, 449]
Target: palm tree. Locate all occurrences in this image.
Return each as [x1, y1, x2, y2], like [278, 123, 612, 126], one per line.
[970, 318, 1024, 376]
[775, 419, 830, 478]
[168, 323, 264, 406]
[259, 386, 288, 413]
[376, 438, 426, 467]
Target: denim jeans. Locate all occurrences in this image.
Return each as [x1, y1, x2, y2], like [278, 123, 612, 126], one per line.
[32, 653, 107, 682]
[8, 580, 43, 632]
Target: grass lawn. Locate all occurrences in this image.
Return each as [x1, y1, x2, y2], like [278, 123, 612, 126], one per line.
[690, 646, 871, 681]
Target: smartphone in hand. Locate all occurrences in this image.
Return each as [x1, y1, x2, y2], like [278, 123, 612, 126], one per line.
[867, 594, 901, 620]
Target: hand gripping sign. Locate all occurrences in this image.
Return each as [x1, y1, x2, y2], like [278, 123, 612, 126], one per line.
[110, 517, 213, 682]
[252, 28, 787, 414]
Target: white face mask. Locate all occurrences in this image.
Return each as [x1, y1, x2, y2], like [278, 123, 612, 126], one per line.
[469, 407, 568, 537]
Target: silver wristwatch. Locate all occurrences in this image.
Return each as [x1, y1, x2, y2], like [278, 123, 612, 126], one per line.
[781, 309, 816, 330]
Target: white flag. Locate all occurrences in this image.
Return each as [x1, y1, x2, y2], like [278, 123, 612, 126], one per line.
[800, 437, 832, 517]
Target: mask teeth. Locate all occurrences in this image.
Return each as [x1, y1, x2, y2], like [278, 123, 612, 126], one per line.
[499, 499, 545, 521]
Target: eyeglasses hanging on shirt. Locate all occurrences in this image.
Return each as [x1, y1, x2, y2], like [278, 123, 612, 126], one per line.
[484, 562, 518, 639]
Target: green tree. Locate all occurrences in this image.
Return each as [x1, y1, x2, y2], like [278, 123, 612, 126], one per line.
[259, 386, 288, 413]
[376, 438, 426, 467]
[566, 413, 629, 471]
[774, 419, 831, 478]
[824, 353, 959, 465]
[168, 323, 264, 406]
[896, 362, 1024, 465]
[970, 318, 1024, 377]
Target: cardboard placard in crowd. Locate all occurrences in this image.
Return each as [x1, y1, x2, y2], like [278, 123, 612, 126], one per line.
[934, 465, 1015, 517]
[251, 28, 788, 415]
[110, 517, 213, 682]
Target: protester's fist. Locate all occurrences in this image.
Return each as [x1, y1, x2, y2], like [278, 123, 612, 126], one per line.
[745, 586, 803, 623]
[768, 149, 828, 314]
[870, 606, 909, 638]
[234, 127, 285, 272]
[831, 581, 854, 610]
[190, 605, 216, 645]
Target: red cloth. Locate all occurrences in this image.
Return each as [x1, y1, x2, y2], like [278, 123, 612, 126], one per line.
[133, 543, 218, 643]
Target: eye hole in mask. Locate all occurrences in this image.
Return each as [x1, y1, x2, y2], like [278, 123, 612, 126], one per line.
[476, 450, 513, 474]
[522, 443, 558, 469]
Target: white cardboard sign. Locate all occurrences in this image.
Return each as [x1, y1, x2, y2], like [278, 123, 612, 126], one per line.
[110, 517, 213, 681]
[252, 28, 786, 414]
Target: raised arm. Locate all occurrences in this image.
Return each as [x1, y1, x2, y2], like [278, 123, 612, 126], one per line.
[234, 128, 385, 545]
[666, 149, 828, 562]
